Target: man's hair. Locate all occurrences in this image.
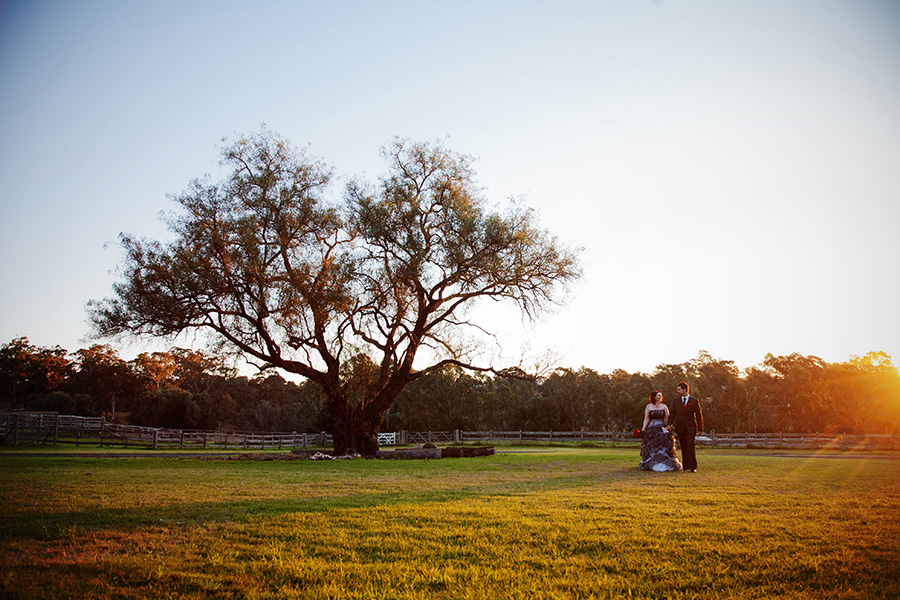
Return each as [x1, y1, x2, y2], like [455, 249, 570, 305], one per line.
[677, 382, 690, 394]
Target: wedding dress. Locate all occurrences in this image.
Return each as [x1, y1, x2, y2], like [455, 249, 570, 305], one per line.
[639, 409, 683, 472]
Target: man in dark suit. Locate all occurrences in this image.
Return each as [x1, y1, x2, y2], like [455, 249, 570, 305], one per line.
[668, 382, 703, 472]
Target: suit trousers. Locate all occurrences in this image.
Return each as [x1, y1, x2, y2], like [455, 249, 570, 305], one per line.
[677, 429, 697, 471]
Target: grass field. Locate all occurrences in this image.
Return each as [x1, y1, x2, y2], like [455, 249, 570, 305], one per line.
[1, 447, 898, 599]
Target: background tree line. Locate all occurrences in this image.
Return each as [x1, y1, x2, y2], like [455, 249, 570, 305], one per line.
[0, 337, 327, 433]
[3, 337, 898, 435]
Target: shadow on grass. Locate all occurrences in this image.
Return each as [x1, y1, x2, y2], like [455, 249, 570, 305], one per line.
[1, 466, 654, 541]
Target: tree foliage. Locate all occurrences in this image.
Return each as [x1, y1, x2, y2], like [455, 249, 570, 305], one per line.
[0, 337, 69, 409]
[2, 337, 898, 435]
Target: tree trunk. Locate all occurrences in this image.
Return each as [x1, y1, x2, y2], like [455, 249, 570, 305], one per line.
[328, 399, 385, 456]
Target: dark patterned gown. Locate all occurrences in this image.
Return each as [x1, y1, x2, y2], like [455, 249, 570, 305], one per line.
[639, 408, 683, 472]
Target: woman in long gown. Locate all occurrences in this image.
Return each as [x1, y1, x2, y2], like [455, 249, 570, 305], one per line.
[639, 391, 683, 472]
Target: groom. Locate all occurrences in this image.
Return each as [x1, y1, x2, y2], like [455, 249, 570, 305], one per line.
[668, 382, 703, 472]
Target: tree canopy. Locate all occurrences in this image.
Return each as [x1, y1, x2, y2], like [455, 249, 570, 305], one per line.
[89, 130, 581, 453]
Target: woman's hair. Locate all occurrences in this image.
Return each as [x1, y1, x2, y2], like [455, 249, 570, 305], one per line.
[649, 390, 662, 404]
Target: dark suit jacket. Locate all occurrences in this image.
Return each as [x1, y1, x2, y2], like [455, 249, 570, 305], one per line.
[668, 396, 703, 434]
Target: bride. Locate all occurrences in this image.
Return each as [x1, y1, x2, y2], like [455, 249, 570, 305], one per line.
[639, 391, 683, 472]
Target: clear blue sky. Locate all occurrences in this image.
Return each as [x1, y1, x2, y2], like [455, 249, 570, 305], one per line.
[1, 0, 899, 375]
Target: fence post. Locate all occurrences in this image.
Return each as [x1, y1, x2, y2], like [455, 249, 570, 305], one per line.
[53, 414, 59, 446]
[152, 429, 158, 450]
[99, 423, 104, 447]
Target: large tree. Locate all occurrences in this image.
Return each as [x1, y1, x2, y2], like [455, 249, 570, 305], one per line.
[89, 130, 581, 454]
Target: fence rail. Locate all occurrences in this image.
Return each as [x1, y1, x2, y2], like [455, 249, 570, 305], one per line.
[460, 430, 637, 444]
[699, 431, 897, 451]
[1, 413, 330, 450]
[457, 430, 897, 450]
[2, 412, 897, 451]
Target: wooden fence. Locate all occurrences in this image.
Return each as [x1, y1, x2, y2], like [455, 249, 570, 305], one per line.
[697, 431, 898, 451]
[460, 430, 635, 444]
[0, 412, 329, 450]
[2, 412, 897, 451]
[457, 429, 898, 450]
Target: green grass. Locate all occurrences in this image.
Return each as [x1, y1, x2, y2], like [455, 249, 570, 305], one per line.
[1, 447, 898, 599]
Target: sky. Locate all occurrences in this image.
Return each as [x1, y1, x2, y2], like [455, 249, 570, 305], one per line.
[1, 0, 899, 376]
